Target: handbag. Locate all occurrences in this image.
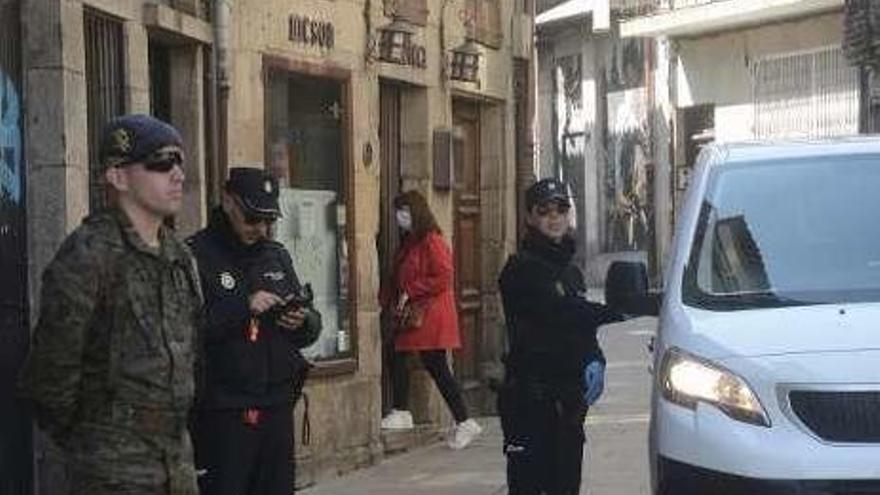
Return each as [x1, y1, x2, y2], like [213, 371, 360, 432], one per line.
[394, 294, 426, 332]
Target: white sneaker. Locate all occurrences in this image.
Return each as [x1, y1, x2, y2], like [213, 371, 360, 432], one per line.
[381, 409, 414, 430]
[448, 419, 483, 450]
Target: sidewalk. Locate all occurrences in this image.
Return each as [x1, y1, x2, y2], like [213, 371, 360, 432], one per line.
[301, 317, 655, 495]
[301, 418, 507, 495]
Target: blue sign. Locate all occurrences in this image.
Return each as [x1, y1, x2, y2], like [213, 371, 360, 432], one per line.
[0, 70, 22, 206]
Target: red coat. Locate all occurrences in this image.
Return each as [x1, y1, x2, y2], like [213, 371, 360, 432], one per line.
[381, 231, 461, 351]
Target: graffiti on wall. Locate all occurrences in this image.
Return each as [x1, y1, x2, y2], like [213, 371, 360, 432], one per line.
[0, 70, 22, 207]
[554, 54, 588, 258]
[604, 89, 651, 252]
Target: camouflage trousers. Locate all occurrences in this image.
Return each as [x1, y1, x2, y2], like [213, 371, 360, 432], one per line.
[66, 420, 197, 495]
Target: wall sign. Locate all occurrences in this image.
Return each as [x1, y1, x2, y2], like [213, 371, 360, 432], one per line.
[289, 15, 334, 49]
[401, 40, 427, 69]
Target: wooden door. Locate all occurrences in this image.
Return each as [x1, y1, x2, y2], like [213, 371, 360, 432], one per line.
[379, 83, 402, 415]
[452, 101, 483, 398]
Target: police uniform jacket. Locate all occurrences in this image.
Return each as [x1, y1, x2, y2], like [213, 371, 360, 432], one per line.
[498, 230, 618, 388]
[187, 208, 320, 410]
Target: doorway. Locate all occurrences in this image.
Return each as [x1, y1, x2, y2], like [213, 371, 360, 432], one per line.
[379, 82, 402, 415]
[451, 100, 483, 407]
[0, 0, 31, 491]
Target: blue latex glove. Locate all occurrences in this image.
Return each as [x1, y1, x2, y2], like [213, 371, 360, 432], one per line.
[583, 359, 606, 406]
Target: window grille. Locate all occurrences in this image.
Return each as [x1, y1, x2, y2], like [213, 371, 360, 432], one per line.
[752, 46, 859, 139]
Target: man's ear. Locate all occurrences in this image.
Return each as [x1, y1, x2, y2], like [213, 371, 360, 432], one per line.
[104, 166, 129, 193]
[524, 209, 538, 228]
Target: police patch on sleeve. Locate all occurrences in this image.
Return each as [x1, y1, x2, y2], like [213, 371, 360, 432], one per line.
[219, 272, 236, 290]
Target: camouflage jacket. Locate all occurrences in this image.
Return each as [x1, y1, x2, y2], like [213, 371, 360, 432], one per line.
[19, 208, 202, 450]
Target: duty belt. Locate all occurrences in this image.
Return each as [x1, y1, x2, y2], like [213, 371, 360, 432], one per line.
[112, 403, 187, 436]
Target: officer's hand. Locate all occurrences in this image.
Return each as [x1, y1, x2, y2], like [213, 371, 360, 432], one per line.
[279, 307, 306, 331]
[583, 359, 606, 406]
[249, 291, 284, 315]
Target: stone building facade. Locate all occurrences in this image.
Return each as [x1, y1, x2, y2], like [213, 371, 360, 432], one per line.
[4, 0, 535, 491]
[223, 0, 534, 486]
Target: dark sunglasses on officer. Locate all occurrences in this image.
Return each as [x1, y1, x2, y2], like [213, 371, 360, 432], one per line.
[139, 149, 184, 173]
[534, 198, 571, 217]
[113, 148, 184, 173]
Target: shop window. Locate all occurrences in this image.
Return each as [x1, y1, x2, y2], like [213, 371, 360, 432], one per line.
[266, 70, 353, 361]
[84, 8, 125, 212]
[384, 0, 428, 26]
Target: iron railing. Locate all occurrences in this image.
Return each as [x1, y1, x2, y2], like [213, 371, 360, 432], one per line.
[84, 8, 125, 212]
[615, 0, 732, 19]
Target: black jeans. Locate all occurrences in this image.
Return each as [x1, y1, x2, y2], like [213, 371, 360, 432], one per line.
[193, 404, 294, 495]
[497, 380, 588, 495]
[391, 349, 469, 423]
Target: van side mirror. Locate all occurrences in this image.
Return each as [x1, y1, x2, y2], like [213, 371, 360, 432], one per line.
[605, 261, 661, 317]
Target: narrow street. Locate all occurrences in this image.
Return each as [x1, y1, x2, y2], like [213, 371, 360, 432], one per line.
[302, 316, 657, 495]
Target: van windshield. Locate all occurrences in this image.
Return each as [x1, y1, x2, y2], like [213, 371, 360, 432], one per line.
[683, 154, 880, 311]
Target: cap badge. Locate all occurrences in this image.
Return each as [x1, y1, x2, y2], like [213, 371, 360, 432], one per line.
[220, 272, 236, 290]
[263, 271, 285, 282]
[110, 128, 133, 154]
[264, 180, 273, 193]
[555, 281, 566, 296]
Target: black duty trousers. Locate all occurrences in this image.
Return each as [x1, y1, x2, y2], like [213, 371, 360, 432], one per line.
[193, 405, 294, 495]
[497, 380, 588, 495]
[391, 349, 469, 423]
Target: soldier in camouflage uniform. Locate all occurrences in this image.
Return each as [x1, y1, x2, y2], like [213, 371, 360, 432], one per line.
[19, 114, 202, 494]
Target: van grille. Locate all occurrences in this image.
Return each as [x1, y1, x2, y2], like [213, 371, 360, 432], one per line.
[789, 391, 880, 443]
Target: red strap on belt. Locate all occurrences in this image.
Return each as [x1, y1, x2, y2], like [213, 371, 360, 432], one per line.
[247, 317, 260, 343]
[243, 408, 261, 426]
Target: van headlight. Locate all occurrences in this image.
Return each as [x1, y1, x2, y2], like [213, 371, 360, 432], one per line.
[659, 348, 770, 427]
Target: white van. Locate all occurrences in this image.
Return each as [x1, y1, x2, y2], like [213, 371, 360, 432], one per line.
[606, 139, 880, 494]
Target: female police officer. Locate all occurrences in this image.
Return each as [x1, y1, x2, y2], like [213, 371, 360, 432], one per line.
[498, 178, 621, 494]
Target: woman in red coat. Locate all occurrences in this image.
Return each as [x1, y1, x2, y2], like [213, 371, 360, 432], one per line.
[379, 190, 483, 450]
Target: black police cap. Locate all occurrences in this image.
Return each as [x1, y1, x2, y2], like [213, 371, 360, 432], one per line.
[525, 178, 571, 212]
[226, 167, 281, 218]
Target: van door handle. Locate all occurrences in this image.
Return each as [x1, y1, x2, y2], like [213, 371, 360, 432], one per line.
[647, 336, 655, 375]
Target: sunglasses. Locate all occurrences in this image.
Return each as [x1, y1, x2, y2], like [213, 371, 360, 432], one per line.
[233, 196, 277, 226]
[141, 150, 184, 173]
[535, 200, 571, 217]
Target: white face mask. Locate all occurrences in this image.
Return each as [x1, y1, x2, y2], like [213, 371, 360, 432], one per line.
[396, 209, 412, 231]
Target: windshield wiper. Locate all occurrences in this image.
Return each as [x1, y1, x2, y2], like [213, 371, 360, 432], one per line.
[699, 290, 816, 310]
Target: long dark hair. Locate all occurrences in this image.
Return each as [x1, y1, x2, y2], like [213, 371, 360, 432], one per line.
[394, 190, 440, 240]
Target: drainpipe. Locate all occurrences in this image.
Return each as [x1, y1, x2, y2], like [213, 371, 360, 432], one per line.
[213, 0, 231, 184]
[518, 0, 538, 239]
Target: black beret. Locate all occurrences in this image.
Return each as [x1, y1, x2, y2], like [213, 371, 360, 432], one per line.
[99, 114, 183, 168]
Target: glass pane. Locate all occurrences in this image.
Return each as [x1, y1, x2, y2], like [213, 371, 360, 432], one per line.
[685, 155, 880, 310]
[267, 71, 351, 359]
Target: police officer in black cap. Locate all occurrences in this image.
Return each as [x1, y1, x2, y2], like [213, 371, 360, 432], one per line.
[497, 178, 621, 494]
[187, 167, 321, 495]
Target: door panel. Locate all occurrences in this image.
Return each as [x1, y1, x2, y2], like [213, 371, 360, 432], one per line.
[452, 101, 482, 393]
